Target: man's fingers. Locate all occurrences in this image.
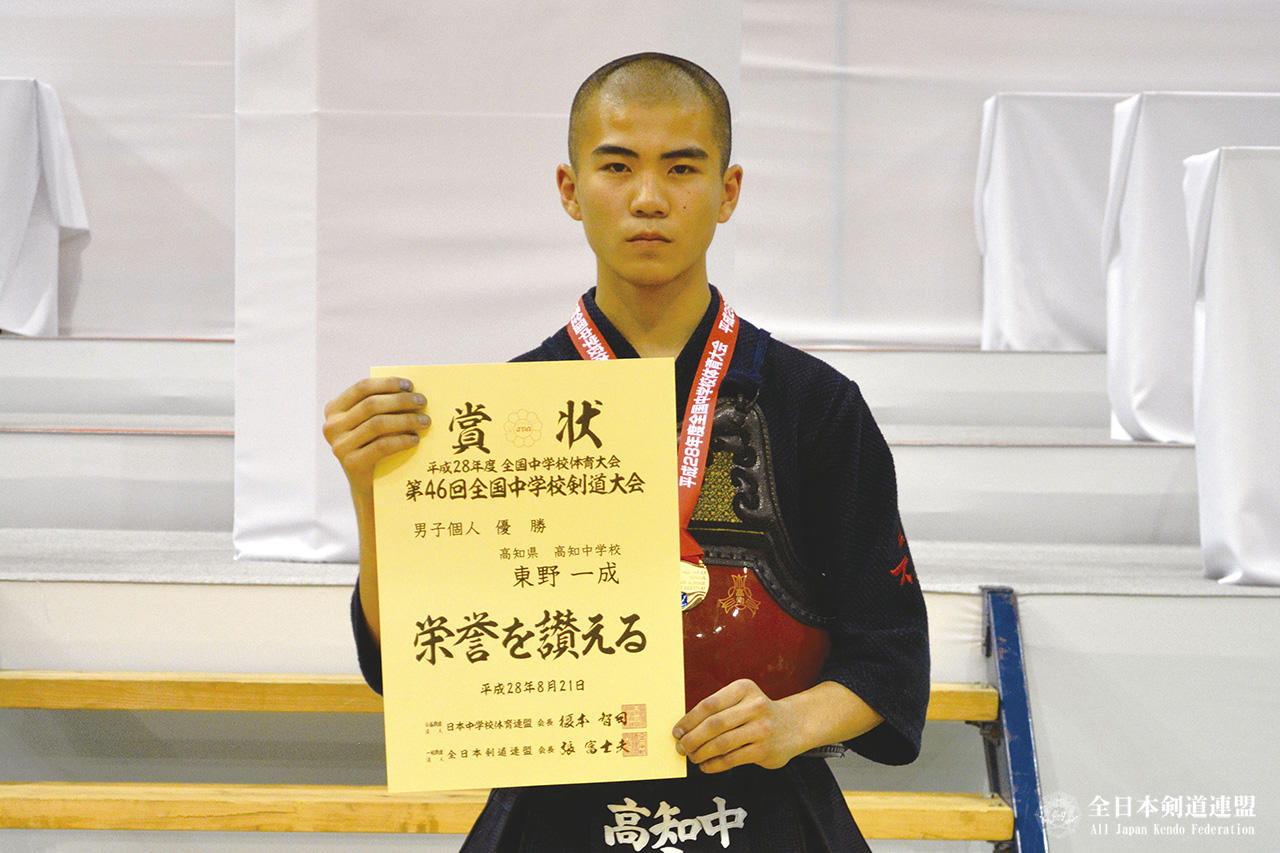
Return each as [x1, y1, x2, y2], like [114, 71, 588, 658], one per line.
[695, 742, 760, 775]
[324, 389, 428, 444]
[330, 411, 429, 463]
[674, 682, 764, 758]
[345, 390, 427, 429]
[681, 697, 777, 763]
[339, 432, 422, 474]
[670, 678, 791, 773]
[684, 717, 762, 765]
[323, 376, 413, 419]
[674, 679, 753, 738]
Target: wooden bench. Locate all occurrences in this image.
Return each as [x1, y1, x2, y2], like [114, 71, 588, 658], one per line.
[0, 675, 1006, 839]
[0, 671, 993, 718]
[0, 587, 1044, 849]
[0, 782, 1011, 840]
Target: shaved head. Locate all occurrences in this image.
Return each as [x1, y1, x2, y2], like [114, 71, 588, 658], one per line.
[568, 52, 732, 174]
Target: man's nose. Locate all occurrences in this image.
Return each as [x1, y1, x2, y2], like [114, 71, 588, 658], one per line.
[630, 172, 668, 217]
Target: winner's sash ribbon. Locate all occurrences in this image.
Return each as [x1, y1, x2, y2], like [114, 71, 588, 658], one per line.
[566, 294, 739, 564]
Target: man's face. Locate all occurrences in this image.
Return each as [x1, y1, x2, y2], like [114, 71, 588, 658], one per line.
[557, 93, 741, 293]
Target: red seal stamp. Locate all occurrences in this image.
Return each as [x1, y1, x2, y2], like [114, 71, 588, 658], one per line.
[621, 703, 647, 729]
[622, 731, 647, 757]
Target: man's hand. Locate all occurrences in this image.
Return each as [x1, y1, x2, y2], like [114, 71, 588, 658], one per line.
[671, 679, 801, 773]
[672, 678, 884, 774]
[322, 376, 430, 644]
[322, 377, 430, 498]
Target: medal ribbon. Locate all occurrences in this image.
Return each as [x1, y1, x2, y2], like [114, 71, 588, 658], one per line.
[567, 294, 739, 564]
[567, 299, 616, 361]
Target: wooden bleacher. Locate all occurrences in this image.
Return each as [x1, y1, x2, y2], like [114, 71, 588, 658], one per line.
[0, 782, 1011, 839]
[0, 674, 1008, 840]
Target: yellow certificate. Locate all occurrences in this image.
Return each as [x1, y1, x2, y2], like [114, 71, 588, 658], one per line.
[371, 359, 686, 793]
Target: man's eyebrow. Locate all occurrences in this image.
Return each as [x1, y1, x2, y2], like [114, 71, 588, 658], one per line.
[591, 144, 639, 159]
[660, 146, 710, 161]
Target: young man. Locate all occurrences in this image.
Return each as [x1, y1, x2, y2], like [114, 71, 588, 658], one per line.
[323, 53, 928, 852]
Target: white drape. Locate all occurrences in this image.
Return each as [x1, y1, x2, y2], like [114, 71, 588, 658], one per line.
[976, 92, 1126, 351]
[1103, 93, 1280, 443]
[1184, 147, 1280, 585]
[0, 0, 233, 338]
[0, 79, 87, 336]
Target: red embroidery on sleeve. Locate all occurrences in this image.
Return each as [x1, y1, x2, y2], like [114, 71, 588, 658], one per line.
[890, 555, 914, 586]
[891, 529, 913, 585]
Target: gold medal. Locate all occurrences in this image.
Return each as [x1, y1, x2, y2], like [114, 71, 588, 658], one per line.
[680, 560, 710, 611]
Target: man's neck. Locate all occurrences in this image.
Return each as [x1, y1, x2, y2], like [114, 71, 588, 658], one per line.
[595, 280, 712, 359]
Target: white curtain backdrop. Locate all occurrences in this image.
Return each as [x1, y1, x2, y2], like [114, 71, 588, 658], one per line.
[5, 0, 1280, 557]
[5, 1, 1280, 345]
[227, 0, 1280, 562]
[2, 0, 1279, 345]
[233, 0, 743, 561]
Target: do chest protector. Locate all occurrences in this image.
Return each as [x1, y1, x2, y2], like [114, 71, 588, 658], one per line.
[681, 385, 834, 711]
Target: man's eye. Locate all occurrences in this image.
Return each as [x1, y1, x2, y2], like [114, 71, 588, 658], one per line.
[670, 164, 697, 176]
[602, 162, 628, 173]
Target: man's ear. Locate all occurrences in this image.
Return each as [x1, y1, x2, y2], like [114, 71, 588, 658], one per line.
[556, 164, 582, 221]
[718, 164, 743, 223]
